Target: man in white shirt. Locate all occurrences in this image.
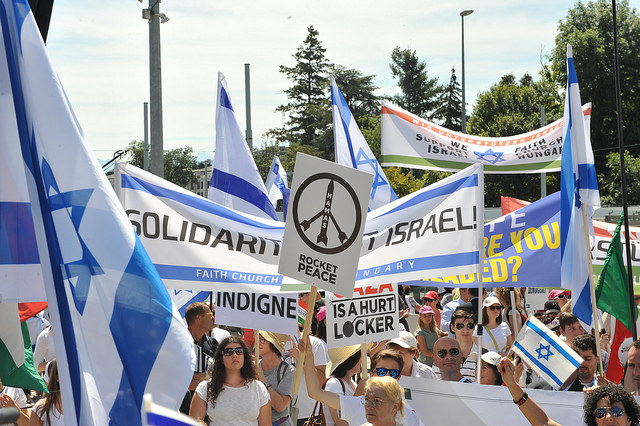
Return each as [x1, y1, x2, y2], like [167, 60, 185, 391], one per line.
[387, 332, 435, 379]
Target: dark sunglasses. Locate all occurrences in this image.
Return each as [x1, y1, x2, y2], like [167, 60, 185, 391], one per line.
[423, 298, 436, 302]
[455, 322, 475, 330]
[437, 347, 460, 358]
[488, 305, 503, 311]
[222, 347, 245, 356]
[594, 407, 624, 419]
[373, 367, 401, 379]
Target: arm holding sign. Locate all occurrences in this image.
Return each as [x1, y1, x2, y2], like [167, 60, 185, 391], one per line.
[299, 337, 341, 411]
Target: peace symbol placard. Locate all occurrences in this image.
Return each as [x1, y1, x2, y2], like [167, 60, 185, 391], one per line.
[278, 154, 373, 296]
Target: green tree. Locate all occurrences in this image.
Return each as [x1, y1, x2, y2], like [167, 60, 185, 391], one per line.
[274, 26, 330, 149]
[599, 151, 640, 205]
[466, 73, 563, 206]
[389, 47, 442, 119]
[126, 140, 198, 188]
[329, 64, 379, 118]
[433, 66, 462, 130]
[549, 0, 640, 165]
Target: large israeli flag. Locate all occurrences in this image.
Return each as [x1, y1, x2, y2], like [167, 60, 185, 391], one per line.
[512, 316, 583, 389]
[0, 1, 194, 424]
[560, 44, 600, 325]
[264, 155, 290, 219]
[331, 77, 397, 210]
[208, 73, 278, 220]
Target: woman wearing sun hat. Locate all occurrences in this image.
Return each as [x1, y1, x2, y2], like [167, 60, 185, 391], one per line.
[322, 344, 363, 426]
[473, 296, 514, 356]
[257, 331, 295, 426]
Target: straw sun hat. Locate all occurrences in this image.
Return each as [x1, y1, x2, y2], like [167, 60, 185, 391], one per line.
[258, 330, 288, 355]
[326, 343, 374, 376]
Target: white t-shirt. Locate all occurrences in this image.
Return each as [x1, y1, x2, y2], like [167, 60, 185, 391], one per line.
[195, 379, 270, 425]
[33, 327, 56, 368]
[0, 386, 27, 409]
[473, 323, 512, 352]
[211, 327, 231, 343]
[295, 336, 329, 419]
[339, 394, 424, 426]
[410, 359, 436, 379]
[323, 377, 355, 425]
[33, 401, 64, 426]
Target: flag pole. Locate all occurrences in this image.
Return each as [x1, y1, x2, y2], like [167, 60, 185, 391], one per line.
[611, 0, 638, 341]
[476, 165, 484, 385]
[583, 209, 604, 374]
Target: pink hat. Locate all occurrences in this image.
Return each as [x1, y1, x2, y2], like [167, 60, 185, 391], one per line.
[548, 290, 571, 301]
[422, 291, 439, 301]
[317, 306, 327, 322]
[419, 306, 434, 314]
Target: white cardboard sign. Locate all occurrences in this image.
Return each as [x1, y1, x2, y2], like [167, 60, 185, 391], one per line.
[215, 291, 299, 335]
[326, 282, 399, 348]
[279, 154, 373, 296]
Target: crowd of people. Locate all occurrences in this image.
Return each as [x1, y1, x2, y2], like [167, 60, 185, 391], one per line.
[3, 287, 640, 425]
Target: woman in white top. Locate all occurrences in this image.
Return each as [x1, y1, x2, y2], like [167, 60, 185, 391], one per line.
[323, 345, 362, 426]
[189, 336, 271, 426]
[473, 296, 513, 356]
[30, 360, 63, 426]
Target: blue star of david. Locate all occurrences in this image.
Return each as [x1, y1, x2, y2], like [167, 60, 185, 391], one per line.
[473, 148, 506, 165]
[355, 148, 387, 199]
[41, 159, 103, 315]
[535, 343, 553, 361]
[173, 290, 194, 296]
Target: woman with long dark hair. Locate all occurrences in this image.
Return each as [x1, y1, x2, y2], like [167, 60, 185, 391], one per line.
[473, 296, 513, 356]
[189, 336, 271, 425]
[323, 345, 362, 426]
[30, 360, 63, 426]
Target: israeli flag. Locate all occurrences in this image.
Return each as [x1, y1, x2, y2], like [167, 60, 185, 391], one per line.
[264, 155, 290, 219]
[208, 72, 278, 220]
[331, 77, 398, 210]
[142, 394, 200, 426]
[512, 316, 583, 389]
[170, 290, 211, 318]
[0, 1, 194, 424]
[560, 44, 600, 325]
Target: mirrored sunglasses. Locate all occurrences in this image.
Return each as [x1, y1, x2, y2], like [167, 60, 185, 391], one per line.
[593, 407, 624, 419]
[373, 367, 401, 379]
[437, 347, 460, 358]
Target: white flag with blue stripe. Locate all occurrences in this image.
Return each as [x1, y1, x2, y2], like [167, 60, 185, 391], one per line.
[208, 72, 278, 220]
[264, 155, 290, 219]
[0, 1, 194, 424]
[512, 316, 583, 390]
[331, 77, 397, 210]
[560, 44, 601, 325]
[142, 394, 200, 426]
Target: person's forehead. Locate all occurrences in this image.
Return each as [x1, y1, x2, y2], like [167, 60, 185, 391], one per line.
[365, 386, 385, 398]
[225, 343, 242, 349]
[596, 397, 611, 407]
[628, 346, 640, 360]
[435, 339, 458, 350]
[376, 357, 401, 370]
[453, 317, 473, 325]
[577, 349, 594, 358]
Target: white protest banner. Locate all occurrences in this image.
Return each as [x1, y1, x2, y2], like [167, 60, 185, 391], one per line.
[215, 291, 299, 336]
[400, 377, 583, 425]
[279, 153, 372, 296]
[381, 101, 591, 174]
[326, 282, 398, 349]
[116, 162, 482, 293]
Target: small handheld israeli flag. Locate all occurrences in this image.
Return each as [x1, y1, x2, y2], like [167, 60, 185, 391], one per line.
[264, 155, 290, 219]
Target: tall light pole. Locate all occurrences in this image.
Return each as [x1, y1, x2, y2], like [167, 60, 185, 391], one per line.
[142, 1, 169, 178]
[460, 9, 473, 133]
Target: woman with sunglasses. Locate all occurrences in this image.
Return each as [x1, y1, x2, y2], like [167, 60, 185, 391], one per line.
[189, 336, 271, 425]
[415, 306, 443, 367]
[473, 296, 513, 356]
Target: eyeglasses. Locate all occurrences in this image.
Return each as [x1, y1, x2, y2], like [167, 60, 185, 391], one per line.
[222, 347, 245, 356]
[364, 396, 385, 407]
[455, 322, 475, 330]
[202, 311, 214, 317]
[258, 336, 266, 343]
[436, 347, 460, 358]
[554, 294, 567, 300]
[488, 305, 503, 311]
[373, 367, 401, 379]
[593, 407, 624, 419]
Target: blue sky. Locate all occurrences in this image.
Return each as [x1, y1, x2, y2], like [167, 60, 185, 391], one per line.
[43, 1, 633, 162]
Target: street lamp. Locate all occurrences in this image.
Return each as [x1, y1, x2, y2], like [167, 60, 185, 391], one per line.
[460, 9, 473, 133]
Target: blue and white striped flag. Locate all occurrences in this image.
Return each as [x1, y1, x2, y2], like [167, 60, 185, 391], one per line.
[512, 316, 583, 389]
[170, 289, 211, 318]
[208, 72, 278, 220]
[142, 394, 200, 426]
[264, 155, 290, 219]
[560, 44, 600, 325]
[0, 1, 194, 424]
[331, 77, 398, 211]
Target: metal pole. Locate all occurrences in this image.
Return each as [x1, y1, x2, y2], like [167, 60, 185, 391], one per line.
[143, 102, 149, 171]
[244, 63, 253, 151]
[612, 0, 638, 340]
[540, 105, 546, 198]
[460, 10, 473, 133]
[148, 0, 164, 178]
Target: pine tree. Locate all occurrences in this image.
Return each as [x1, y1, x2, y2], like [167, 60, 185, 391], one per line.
[389, 47, 442, 119]
[434, 67, 462, 130]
